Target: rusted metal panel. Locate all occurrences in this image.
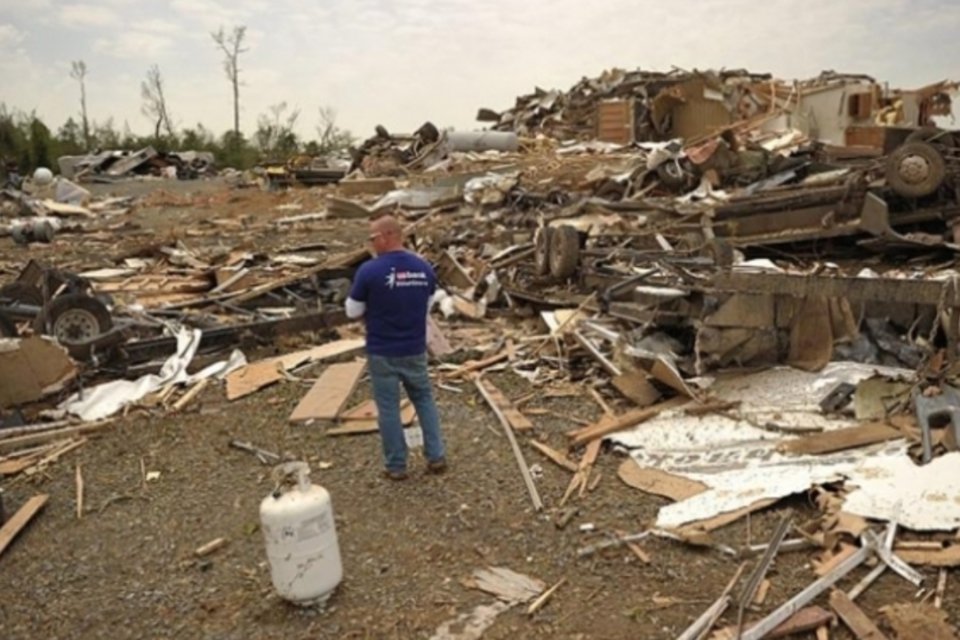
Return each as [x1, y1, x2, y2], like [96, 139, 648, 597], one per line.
[596, 100, 634, 145]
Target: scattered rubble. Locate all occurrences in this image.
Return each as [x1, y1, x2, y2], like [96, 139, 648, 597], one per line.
[3, 66, 960, 638]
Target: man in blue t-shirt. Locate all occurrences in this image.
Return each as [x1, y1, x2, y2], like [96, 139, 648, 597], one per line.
[346, 214, 446, 480]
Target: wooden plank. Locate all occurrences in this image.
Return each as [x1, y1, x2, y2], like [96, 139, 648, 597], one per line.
[443, 349, 509, 380]
[528, 440, 578, 473]
[829, 590, 889, 640]
[479, 378, 533, 431]
[569, 397, 686, 447]
[896, 543, 960, 567]
[814, 543, 859, 577]
[716, 606, 835, 640]
[289, 360, 367, 423]
[341, 398, 412, 422]
[611, 372, 661, 407]
[778, 423, 903, 456]
[474, 376, 543, 511]
[326, 403, 416, 435]
[225, 338, 365, 401]
[617, 459, 707, 501]
[0, 494, 49, 558]
[678, 498, 778, 535]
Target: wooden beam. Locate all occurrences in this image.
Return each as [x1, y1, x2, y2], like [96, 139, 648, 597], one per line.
[778, 422, 903, 455]
[474, 376, 543, 511]
[0, 494, 49, 558]
[289, 359, 367, 423]
[829, 590, 889, 640]
[569, 397, 685, 447]
[478, 378, 533, 431]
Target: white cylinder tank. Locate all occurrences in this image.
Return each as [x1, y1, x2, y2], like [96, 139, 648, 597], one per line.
[260, 462, 343, 607]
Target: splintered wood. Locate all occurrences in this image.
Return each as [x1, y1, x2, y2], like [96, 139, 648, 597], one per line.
[829, 590, 889, 640]
[569, 397, 685, 447]
[0, 494, 49, 558]
[289, 359, 367, 423]
[474, 376, 543, 511]
[225, 338, 364, 400]
[467, 566, 545, 604]
[477, 378, 533, 431]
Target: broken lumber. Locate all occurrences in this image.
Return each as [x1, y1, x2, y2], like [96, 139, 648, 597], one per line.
[569, 397, 685, 447]
[527, 577, 566, 615]
[443, 350, 510, 380]
[289, 359, 367, 423]
[225, 338, 364, 401]
[172, 378, 210, 412]
[0, 420, 113, 453]
[561, 437, 601, 506]
[738, 544, 870, 640]
[777, 422, 903, 455]
[528, 440, 578, 473]
[195, 537, 229, 557]
[76, 464, 83, 519]
[477, 378, 533, 431]
[829, 590, 889, 640]
[474, 376, 543, 511]
[0, 494, 49, 558]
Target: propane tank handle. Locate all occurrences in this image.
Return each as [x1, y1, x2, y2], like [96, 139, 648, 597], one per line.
[271, 461, 312, 493]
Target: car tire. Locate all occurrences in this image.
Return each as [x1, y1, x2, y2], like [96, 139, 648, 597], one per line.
[534, 226, 553, 276]
[34, 293, 113, 360]
[886, 142, 947, 198]
[548, 225, 581, 280]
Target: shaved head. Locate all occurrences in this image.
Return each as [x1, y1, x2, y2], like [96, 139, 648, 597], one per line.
[369, 214, 404, 254]
[371, 215, 402, 236]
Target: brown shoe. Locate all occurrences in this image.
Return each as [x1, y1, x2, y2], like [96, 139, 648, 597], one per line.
[426, 459, 448, 474]
[383, 469, 408, 481]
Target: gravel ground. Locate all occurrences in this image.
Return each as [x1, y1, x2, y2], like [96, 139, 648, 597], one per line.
[0, 180, 955, 639]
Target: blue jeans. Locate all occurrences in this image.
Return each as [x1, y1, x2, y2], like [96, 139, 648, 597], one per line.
[369, 353, 445, 472]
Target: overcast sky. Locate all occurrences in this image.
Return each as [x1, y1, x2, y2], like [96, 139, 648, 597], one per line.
[0, 0, 957, 142]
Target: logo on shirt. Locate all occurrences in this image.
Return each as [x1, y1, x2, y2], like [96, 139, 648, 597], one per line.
[385, 267, 429, 289]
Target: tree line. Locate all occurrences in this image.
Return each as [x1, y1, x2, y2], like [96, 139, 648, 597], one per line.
[1, 24, 356, 175]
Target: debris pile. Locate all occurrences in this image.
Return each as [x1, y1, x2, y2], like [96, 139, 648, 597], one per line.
[58, 146, 216, 182]
[3, 66, 960, 638]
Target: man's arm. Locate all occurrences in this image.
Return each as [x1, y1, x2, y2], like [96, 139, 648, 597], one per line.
[345, 297, 366, 319]
[346, 263, 370, 319]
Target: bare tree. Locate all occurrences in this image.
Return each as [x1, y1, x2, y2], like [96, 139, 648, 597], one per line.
[210, 26, 248, 137]
[140, 65, 176, 139]
[69, 60, 90, 149]
[314, 106, 355, 155]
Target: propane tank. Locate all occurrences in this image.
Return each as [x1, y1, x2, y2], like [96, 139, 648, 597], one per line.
[260, 462, 343, 607]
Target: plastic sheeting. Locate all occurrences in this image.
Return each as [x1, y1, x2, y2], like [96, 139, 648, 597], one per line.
[58, 328, 246, 422]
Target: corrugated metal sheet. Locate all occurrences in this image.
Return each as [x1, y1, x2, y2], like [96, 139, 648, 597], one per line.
[596, 100, 634, 145]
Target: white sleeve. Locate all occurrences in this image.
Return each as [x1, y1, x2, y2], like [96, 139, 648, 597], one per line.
[345, 297, 366, 319]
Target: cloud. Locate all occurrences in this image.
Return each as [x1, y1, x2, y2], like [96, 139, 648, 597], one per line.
[59, 3, 121, 28]
[93, 32, 174, 59]
[1, 0, 957, 142]
[0, 23, 24, 48]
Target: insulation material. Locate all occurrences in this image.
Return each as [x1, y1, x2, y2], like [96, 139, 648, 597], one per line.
[608, 363, 915, 529]
[843, 452, 960, 531]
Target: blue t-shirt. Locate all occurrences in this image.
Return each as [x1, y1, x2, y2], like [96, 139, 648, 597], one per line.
[348, 250, 437, 357]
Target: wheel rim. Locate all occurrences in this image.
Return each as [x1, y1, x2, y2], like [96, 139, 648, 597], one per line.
[899, 155, 931, 185]
[52, 308, 100, 344]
